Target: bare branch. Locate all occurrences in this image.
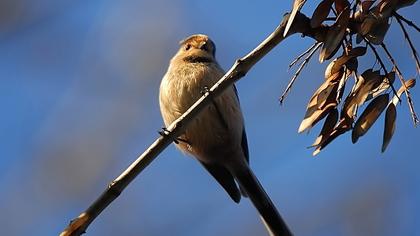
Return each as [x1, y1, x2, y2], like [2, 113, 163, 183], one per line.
[393, 12, 420, 33]
[60, 12, 324, 236]
[380, 43, 419, 125]
[325, 17, 337, 21]
[394, 13, 420, 74]
[289, 42, 320, 68]
[365, 39, 400, 100]
[280, 42, 322, 104]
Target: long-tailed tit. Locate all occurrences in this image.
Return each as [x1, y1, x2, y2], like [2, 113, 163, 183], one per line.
[159, 34, 290, 235]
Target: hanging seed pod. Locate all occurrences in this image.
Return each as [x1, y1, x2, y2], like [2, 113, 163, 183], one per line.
[319, 8, 351, 62]
[352, 93, 389, 143]
[312, 108, 339, 147]
[382, 103, 397, 152]
[311, 0, 335, 28]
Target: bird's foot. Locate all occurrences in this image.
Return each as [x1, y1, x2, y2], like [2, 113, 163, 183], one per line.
[158, 127, 190, 145]
[200, 86, 210, 95]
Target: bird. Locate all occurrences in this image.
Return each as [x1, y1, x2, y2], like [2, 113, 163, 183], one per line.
[159, 34, 291, 235]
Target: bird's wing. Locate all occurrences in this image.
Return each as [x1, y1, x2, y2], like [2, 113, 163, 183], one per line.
[233, 85, 249, 164]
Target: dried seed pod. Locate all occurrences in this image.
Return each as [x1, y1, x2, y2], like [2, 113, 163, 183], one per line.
[362, 0, 376, 12]
[378, 0, 398, 18]
[391, 79, 416, 105]
[360, 14, 390, 45]
[352, 93, 389, 143]
[396, 0, 418, 10]
[367, 71, 396, 100]
[298, 80, 339, 133]
[311, 0, 335, 28]
[353, 69, 383, 106]
[335, 0, 350, 14]
[313, 116, 353, 155]
[382, 103, 396, 152]
[324, 47, 367, 78]
[319, 8, 351, 62]
[312, 108, 339, 147]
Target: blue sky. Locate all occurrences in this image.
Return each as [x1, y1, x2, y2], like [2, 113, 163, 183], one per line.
[0, 0, 419, 235]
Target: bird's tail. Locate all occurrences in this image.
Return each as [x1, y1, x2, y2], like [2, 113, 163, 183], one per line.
[233, 165, 292, 236]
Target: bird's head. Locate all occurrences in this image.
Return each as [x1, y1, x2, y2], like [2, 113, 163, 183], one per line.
[175, 34, 216, 63]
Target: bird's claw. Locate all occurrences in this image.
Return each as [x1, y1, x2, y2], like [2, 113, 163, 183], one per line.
[200, 86, 210, 95]
[159, 127, 190, 145]
[158, 127, 170, 136]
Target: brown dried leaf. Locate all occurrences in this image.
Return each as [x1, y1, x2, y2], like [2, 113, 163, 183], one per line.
[327, 70, 345, 82]
[342, 95, 358, 119]
[317, 82, 339, 109]
[396, 0, 418, 9]
[336, 70, 349, 102]
[382, 103, 396, 152]
[367, 71, 396, 100]
[325, 47, 367, 78]
[319, 8, 351, 62]
[311, 0, 335, 28]
[335, 0, 350, 14]
[378, 0, 398, 17]
[284, 0, 308, 36]
[354, 10, 364, 22]
[354, 1, 375, 23]
[348, 46, 368, 57]
[391, 78, 416, 105]
[352, 93, 389, 143]
[313, 117, 352, 155]
[346, 57, 359, 72]
[299, 80, 339, 133]
[312, 108, 339, 147]
[353, 69, 383, 106]
[360, 15, 390, 45]
[362, 0, 376, 12]
[342, 69, 382, 117]
[356, 33, 364, 44]
[299, 102, 337, 133]
[360, 16, 376, 35]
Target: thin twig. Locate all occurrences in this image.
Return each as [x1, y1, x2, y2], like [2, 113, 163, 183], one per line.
[381, 43, 419, 125]
[353, 0, 360, 14]
[393, 11, 420, 33]
[331, 6, 338, 16]
[280, 42, 322, 104]
[394, 13, 420, 74]
[289, 42, 320, 68]
[325, 17, 337, 21]
[365, 39, 400, 100]
[60, 12, 325, 236]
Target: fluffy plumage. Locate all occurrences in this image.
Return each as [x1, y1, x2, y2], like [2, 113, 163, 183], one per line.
[159, 34, 290, 235]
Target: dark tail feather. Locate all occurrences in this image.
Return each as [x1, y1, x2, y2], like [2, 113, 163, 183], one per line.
[200, 161, 241, 203]
[234, 166, 292, 236]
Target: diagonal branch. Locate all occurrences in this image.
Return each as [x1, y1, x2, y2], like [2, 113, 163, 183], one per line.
[280, 42, 322, 104]
[393, 12, 420, 33]
[394, 13, 420, 74]
[289, 42, 320, 68]
[60, 12, 327, 236]
[365, 39, 400, 100]
[380, 43, 419, 125]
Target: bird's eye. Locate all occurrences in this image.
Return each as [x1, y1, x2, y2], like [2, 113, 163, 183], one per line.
[200, 42, 208, 51]
[185, 44, 191, 50]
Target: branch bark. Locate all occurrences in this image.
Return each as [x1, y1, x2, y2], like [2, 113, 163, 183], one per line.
[60, 12, 326, 236]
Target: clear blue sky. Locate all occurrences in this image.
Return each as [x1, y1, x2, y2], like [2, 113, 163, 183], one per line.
[0, 0, 419, 235]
